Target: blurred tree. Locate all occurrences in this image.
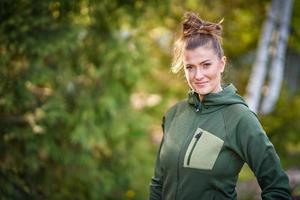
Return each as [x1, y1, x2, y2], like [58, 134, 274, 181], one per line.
[245, 0, 280, 113]
[245, 0, 294, 114]
[260, 0, 294, 114]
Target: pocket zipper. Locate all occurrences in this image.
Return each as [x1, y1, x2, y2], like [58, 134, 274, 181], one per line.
[187, 131, 203, 166]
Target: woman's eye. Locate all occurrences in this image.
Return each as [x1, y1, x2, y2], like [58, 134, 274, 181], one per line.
[186, 65, 193, 70]
[203, 63, 211, 68]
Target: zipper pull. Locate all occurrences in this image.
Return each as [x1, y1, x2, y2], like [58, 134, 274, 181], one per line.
[195, 131, 203, 139]
[195, 104, 201, 112]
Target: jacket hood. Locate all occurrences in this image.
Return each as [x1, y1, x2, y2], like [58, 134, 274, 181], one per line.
[187, 84, 248, 113]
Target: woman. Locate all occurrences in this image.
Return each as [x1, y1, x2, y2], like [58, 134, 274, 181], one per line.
[149, 12, 291, 200]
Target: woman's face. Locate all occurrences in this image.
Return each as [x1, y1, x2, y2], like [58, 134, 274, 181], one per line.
[183, 45, 226, 100]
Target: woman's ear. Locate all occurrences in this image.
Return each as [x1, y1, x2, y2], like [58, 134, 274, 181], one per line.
[220, 56, 226, 73]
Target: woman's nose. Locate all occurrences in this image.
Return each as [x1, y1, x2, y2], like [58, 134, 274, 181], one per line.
[194, 67, 204, 80]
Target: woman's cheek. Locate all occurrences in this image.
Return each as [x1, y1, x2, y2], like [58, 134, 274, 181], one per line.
[187, 71, 194, 80]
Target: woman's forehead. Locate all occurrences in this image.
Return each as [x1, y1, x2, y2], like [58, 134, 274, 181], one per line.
[183, 46, 217, 63]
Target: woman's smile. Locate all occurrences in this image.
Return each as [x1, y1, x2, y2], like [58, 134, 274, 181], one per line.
[195, 81, 208, 86]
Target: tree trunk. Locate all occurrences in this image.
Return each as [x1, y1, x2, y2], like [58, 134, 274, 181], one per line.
[260, 0, 294, 114]
[245, 0, 280, 113]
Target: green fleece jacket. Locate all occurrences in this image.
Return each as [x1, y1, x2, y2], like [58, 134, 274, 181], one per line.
[149, 84, 291, 200]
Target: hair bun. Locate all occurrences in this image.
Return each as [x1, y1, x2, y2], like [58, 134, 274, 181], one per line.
[182, 12, 223, 38]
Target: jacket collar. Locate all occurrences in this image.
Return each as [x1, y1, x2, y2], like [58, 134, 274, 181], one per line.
[187, 84, 246, 113]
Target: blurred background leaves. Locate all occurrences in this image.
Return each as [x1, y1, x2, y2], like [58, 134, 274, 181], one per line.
[0, 0, 299, 199]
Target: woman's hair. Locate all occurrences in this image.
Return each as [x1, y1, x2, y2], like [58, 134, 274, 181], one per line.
[171, 12, 224, 73]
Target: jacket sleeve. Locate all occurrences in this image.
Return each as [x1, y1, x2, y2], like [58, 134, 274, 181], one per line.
[236, 112, 292, 200]
[149, 117, 165, 200]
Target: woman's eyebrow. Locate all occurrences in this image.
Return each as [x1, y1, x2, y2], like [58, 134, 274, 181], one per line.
[185, 63, 194, 67]
[199, 59, 211, 65]
[185, 59, 211, 66]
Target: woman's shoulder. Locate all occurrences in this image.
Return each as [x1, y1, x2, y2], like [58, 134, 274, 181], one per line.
[222, 103, 259, 123]
[222, 104, 264, 138]
[164, 99, 190, 119]
[224, 102, 252, 114]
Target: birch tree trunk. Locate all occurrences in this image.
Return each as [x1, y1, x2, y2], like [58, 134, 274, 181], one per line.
[261, 0, 294, 114]
[245, 0, 280, 113]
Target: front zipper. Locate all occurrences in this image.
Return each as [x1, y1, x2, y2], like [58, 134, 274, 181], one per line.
[195, 97, 201, 112]
[187, 131, 203, 166]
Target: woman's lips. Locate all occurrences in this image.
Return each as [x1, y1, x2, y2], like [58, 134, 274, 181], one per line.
[195, 81, 208, 86]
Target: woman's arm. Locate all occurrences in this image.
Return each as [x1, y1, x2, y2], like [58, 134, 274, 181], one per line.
[149, 117, 165, 200]
[236, 112, 292, 200]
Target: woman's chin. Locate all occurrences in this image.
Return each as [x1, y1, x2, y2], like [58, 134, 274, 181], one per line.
[195, 89, 209, 96]
[193, 86, 210, 95]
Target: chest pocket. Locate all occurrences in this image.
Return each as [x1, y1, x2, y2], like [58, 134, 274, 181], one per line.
[183, 128, 224, 170]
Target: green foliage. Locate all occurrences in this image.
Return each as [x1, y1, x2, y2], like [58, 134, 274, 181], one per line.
[289, 0, 300, 52]
[0, 0, 153, 199]
[1, 0, 300, 199]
